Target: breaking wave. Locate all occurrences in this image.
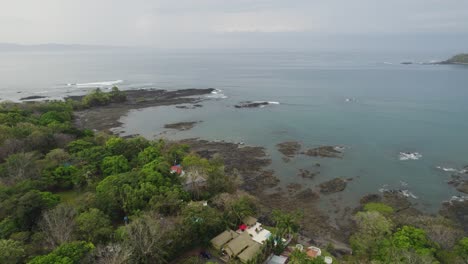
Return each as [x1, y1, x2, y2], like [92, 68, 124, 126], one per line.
[67, 80, 123, 88]
[399, 152, 422, 161]
[206, 89, 227, 99]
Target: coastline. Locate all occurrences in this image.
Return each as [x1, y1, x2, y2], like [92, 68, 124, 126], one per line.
[71, 88, 214, 131]
[67, 88, 468, 249]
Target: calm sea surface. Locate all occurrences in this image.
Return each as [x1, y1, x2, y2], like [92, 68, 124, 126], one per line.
[1, 50, 467, 214]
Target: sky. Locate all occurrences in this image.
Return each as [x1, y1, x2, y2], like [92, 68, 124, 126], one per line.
[1, 0, 468, 51]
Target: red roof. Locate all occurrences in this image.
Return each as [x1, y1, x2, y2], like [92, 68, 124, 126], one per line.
[239, 224, 247, 231]
[170, 165, 183, 174]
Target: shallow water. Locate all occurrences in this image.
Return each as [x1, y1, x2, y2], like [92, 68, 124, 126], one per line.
[1, 50, 468, 213]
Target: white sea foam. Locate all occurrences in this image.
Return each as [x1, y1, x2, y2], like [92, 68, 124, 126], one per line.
[206, 89, 227, 99]
[68, 80, 123, 88]
[436, 166, 459, 172]
[383, 62, 393, 65]
[334, 146, 346, 152]
[401, 190, 418, 199]
[400, 180, 408, 187]
[399, 152, 422, 161]
[449, 196, 468, 203]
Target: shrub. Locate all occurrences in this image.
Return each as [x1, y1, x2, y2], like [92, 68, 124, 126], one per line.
[364, 202, 394, 215]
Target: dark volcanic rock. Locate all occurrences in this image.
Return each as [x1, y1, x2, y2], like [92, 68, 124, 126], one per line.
[234, 101, 270, 108]
[276, 141, 301, 158]
[287, 183, 303, 192]
[298, 169, 318, 179]
[440, 199, 468, 232]
[164, 121, 200, 131]
[381, 191, 412, 212]
[456, 182, 468, 194]
[295, 188, 320, 200]
[302, 146, 342, 158]
[319, 178, 347, 194]
[360, 194, 381, 204]
[20, 95, 48, 100]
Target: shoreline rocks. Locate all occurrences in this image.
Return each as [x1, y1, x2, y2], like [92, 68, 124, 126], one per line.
[302, 146, 343, 158]
[276, 141, 301, 158]
[164, 121, 201, 131]
[234, 101, 279, 108]
[319, 178, 347, 194]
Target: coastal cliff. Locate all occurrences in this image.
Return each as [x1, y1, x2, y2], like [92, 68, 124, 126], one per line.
[440, 53, 468, 65]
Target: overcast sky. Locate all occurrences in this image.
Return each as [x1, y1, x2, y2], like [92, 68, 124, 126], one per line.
[1, 0, 468, 50]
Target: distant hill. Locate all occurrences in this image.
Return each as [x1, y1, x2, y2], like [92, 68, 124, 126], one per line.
[0, 43, 122, 52]
[440, 53, 468, 64]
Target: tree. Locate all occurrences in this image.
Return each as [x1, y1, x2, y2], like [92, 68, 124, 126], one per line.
[124, 213, 169, 264]
[29, 241, 95, 264]
[39, 204, 77, 248]
[349, 211, 393, 258]
[137, 146, 161, 166]
[76, 208, 113, 244]
[455, 237, 468, 264]
[2, 152, 39, 185]
[82, 88, 110, 107]
[109, 87, 127, 103]
[391, 226, 436, 256]
[272, 209, 302, 238]
[101, 155, 130, 176]
[181, 202, 224, 245]
[93, 243, 132, 264]
[0, 239, 26, 264]
[15, 190, 60, 230]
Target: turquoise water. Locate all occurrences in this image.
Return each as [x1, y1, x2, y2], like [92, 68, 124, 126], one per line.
[1, 50, 467, 213]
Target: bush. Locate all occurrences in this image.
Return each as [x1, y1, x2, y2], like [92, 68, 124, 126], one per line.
[82, 88, 110, 107]
[364, 202, 394, 215]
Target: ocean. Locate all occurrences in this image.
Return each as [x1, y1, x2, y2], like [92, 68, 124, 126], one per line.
[1, 49, 467, 214]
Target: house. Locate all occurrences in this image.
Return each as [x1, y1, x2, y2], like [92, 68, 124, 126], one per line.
[211, 230, 239, 251]
[224, 232, 253, 259]
[170, 165, 183, 175]
[246, 221, 272, 244]
[243, 216, 257, 227]
[237, 242, 261, 263]
[181, 170, 207, 192]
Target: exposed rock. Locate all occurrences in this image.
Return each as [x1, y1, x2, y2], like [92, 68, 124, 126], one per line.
[298, 169, 318, 179]
[302, 146, 343, 158]
[164, 121, 201, 131]
[295, 188, 320, 200]
[381, 191, 412, 212]
[72, 88, 214, 132]
[287, 183, 303, 192]
[456, 182, 468, 194]
[256, 170, 280, 189]
[234, 101, 278, 108]
[20, 95, 48, 100]
[440, 199, 468, 232]
[276, 141, 301, 158]
[176, 104, 203, 109]
[360, 194, 381, 204]
[319, 178, 347, 194]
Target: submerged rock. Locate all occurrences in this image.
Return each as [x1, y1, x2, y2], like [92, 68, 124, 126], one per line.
[277, 141, 301, 158]
[298, 169, 318, 179]
[295, 188, 320, 200]
[319, 178, 347, 194]
[234, 101, 279, 108]
[164, 121, 201, 131]
[302, 146, 343, 158]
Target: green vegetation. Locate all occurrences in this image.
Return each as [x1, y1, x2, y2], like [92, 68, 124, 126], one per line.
[0, 88, 466, 263]
[364, 202, 394, 215]
[445, 53, 468, 64]
[0, 89, 262, 263]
